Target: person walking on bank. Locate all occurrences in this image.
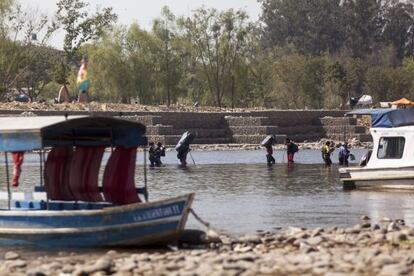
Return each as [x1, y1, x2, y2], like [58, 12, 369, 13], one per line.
[338, 142, 350, 166]
[285, 138, 299, 163]
[321, 141, 335, 167]
[76, 57, 90, 103]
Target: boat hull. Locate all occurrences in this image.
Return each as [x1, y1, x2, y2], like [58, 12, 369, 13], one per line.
[339, 166, 414, 190]
[0, 194, 194, 247]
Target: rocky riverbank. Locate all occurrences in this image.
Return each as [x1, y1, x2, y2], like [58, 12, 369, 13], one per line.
[1, 217, 412, 275]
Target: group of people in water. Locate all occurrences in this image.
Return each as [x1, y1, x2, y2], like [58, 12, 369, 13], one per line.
[148, 133, 354, 168]
[263, 136, 353, 167]
[148, 139, 192, 167]
[263, 137, 299, 165]
[321, 141, 353, 167]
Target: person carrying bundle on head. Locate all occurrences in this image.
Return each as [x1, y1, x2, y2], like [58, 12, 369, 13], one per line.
[261, 135, 276, 165]
[176, 131, 194, 167]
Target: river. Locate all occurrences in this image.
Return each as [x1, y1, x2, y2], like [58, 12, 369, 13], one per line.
[1, 149, 414, 234]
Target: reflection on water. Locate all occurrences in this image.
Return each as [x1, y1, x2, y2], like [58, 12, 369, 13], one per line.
[1, 149, 413, 234]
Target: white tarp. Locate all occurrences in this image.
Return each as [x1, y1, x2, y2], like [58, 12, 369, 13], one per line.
[357, 95, 373, 106]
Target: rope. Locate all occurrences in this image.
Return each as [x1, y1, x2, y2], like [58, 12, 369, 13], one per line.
[190, 208, 210, 228]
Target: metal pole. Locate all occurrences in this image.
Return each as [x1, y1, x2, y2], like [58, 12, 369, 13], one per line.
[143, 148, 148, 202]
[39, 150, 43, 187]
[4, 153, 11, 210]
[189, 151, 196, 165]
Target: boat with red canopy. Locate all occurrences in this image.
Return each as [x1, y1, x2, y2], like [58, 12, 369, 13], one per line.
[0, 115, 194, 247]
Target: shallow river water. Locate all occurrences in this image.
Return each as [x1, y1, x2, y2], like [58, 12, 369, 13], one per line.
[1, 149, 414, 234]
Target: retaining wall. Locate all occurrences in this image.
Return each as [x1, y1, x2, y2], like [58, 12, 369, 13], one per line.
[0, 109, 370, 145]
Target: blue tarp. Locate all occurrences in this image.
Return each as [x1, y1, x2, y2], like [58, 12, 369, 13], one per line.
[371, 109, 414, 128]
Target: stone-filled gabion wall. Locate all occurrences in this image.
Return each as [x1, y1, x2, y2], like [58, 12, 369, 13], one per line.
[0, 109, 370, 145]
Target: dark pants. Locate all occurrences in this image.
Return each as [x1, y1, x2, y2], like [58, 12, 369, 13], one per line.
[266, 154, 275, 164]
[323, 154, 332, 166]
[177, 151, 188, 165]
[339, 156, 348, 166]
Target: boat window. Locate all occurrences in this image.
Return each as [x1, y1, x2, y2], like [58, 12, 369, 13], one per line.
[377, 137, 405, 159]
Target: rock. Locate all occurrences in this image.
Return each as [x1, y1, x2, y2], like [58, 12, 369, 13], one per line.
[361, 222, 371, 228]
[76, 257, 113, 275]
[373, 233, 386, 243]
[61, 264, 75, 273]
[306, 236, 324, 246]
[386, 232, 408, 244]
[379, 264, 410, 276]
[360, 215, 370, 220]
[4, 251, 20, 260]
[286, 227, 305, 236]
[8, 260, 27, 269]
[311, 228, 324, 237]
[26, 269, 46, 276]
[119, 260, 137, 272]
[299, 242, 315, 253]
[206, 229, 222, 243]
[233, 245, 253, 253]
[381, 217, 392, 222]
[242, 234, 262, 244]
[345, 225, 361, 234]
[387, 222, 400, 232]
[106, 250, 118, 256]
[372, 254, 396, 268]
[372, 224, 381, 230]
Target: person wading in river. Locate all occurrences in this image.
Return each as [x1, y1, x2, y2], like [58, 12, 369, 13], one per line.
[338, 142, 350, 166]
[155, 142, 166, 166]
[321, 141, 335, 167]
[148, 142, 157, 167]
[285, 138, 299, 163]
[265, 143, 276, 165]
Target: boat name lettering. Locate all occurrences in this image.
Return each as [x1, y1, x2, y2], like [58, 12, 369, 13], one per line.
[133, 205, 181, 222]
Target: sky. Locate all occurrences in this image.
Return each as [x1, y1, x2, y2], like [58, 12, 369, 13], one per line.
[20, 0, 262, 49]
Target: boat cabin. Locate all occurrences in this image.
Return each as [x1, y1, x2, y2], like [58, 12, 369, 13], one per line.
[0, 116, 148, 210]
[349, 108, 414, 169]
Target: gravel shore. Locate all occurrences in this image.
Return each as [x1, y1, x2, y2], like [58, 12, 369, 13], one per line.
[1, 217, 412, 275]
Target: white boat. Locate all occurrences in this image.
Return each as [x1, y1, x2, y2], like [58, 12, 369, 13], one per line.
[339, 108, 414, 190]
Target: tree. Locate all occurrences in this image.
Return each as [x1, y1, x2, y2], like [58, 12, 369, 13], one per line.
[381, 1, 414, 60]
[0, 2, 57, 100]
[341, 0, 383, 58]
[152, 6, 184, 106]
[180, 8, 254, 107]
[55, 0, 117, 61]
[259, 0, 345, 55]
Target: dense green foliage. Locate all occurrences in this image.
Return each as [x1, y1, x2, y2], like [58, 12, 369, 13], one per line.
[2, 0, 414, 108]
